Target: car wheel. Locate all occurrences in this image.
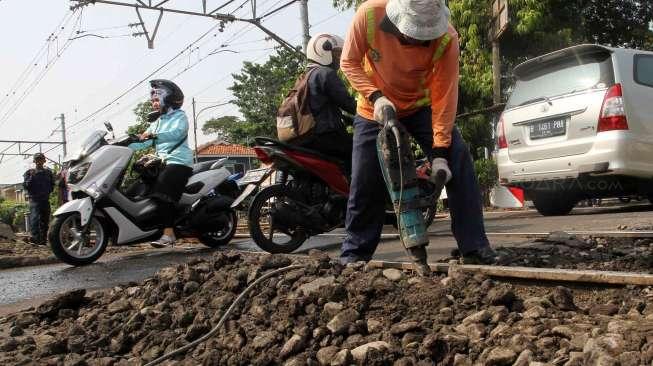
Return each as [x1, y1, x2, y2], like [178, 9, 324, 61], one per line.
[532, 191, 576, 216]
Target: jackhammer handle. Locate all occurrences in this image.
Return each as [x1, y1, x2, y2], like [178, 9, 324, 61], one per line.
[432, 169, 448, 192]
[381, 105, 397, 126]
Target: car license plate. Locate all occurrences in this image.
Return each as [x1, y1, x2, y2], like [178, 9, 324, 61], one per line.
[529, 117, 567, 140]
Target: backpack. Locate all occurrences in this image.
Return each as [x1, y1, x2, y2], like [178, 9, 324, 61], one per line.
[276, 68, 317, 142]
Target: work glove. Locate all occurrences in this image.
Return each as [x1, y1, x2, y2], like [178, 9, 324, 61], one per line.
[373, 96, 395, 123]
[430, 158, 452, 186]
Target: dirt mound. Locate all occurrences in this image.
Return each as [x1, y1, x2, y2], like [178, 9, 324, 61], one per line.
[478, 234, 653, 274]
[1, 250, 653, 365]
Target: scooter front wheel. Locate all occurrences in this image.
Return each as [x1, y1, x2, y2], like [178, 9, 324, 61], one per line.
[199, 211, 238, 248]
[49, 213, 109, 266]
[248, 184, 307, 254]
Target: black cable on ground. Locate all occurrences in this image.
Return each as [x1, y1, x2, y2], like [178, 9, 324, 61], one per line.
[143, 264, 305, 366]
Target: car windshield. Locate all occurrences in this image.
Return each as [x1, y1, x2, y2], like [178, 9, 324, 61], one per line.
[507, 53, 614, 109]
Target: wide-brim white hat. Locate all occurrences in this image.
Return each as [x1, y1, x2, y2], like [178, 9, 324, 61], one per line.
[386, 0, 451, 41]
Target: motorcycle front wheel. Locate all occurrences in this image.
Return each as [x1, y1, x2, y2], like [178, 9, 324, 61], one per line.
[248, 184, 307, 254]
[49, 213, 109, 266]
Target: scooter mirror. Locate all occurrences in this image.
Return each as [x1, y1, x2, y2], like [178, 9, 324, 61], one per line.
[104, 121, 114, 132]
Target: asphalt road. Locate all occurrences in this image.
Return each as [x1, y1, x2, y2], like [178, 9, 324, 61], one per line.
[2, 203, 653, 314]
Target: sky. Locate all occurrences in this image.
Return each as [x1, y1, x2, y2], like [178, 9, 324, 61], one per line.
[0, 0, 354, 183]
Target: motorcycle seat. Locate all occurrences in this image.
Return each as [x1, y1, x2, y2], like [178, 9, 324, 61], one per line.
[254, 137, 344, 166]
[192, 159, 224, 175]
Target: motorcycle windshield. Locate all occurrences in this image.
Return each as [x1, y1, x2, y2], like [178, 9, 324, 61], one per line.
[79, 130, 107, 156]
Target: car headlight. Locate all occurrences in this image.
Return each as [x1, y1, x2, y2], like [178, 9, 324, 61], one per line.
[68, 162, 91, 184]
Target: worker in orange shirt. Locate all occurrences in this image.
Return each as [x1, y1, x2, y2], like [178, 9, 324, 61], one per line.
[340, 0, 497, 265]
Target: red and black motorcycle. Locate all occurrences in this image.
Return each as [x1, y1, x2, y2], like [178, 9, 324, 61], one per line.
[231, 137, 439, 254]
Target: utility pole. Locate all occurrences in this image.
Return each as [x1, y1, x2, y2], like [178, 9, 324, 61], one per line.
[192, 100, 232, 164]
[489, 0, 509, 158]
[492, 41, 501, 105]
[192, 98, 198, 164]
[299, 0, 310, 52]
[489, 0, 509, 106]
[54, 113, 67, 157]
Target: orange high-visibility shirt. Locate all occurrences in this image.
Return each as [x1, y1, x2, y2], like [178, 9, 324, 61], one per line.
[341, 0, 460, 149]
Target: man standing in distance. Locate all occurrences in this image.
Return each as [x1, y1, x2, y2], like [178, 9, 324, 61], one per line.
[23, 153, 55, 245]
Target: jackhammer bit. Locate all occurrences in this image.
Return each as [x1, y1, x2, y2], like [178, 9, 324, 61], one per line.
[408, 246, 430, 277]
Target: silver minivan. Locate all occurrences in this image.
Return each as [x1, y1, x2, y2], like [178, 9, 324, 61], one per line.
[496, 44, 653, 216]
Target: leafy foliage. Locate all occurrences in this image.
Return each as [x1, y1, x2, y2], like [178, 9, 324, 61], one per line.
[127, 101, 154, 136]
[0, 200, 28, 230]
[474, 158, 498, 206]
[332, 0, 363, 10]
[201, 115, 256, 145]
[202, 115, 239, 137]
[228, 47, 306, 141]
[124, 100, 155, 188]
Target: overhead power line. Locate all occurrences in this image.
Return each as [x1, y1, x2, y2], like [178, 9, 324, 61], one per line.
[69, 0, 300, 52]
[68, 21, 255, 133]
[68, 22, 223, 130]
[68, 0, 299, 132]
[0, 10, 75, 113]
[0, 10, 84, 128]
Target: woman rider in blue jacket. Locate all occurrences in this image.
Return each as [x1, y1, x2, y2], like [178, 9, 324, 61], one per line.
[129, 79, 194, 247]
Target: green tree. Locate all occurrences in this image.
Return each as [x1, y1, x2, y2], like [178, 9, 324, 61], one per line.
[123, 100, 155, 187]
[202, 115, 239, 137]
[201, 115, 257, 145]
[229, 47, 305, 140]
[474, 158, 498, 206]
[126, 101, 153, 135]
[332, 0, 362, 10]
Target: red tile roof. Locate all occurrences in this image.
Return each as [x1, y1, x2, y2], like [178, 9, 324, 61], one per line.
[196, 141, 256, 157]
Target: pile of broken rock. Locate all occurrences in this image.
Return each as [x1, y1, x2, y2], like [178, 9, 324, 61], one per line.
[0, 250, 652, 365]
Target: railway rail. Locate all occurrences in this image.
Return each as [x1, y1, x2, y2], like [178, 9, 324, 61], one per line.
[234, 230, 653, 240]
[367, 260, 653, 286]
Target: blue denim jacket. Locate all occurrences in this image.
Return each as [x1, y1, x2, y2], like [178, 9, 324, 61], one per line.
[129, 109, 193, 167]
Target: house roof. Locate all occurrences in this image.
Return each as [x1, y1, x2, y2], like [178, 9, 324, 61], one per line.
[196, 141, 256, 157]
[0, 183, 22, 189]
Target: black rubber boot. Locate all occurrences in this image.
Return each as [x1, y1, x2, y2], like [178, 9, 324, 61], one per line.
[462, 247, 499, 265]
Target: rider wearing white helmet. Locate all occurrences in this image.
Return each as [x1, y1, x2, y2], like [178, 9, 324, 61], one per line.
[297, 33, 356, 173]
[307, 33, 345, 68]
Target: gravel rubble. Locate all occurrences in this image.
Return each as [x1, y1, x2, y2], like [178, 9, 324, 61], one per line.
[0, 249, 652, 365]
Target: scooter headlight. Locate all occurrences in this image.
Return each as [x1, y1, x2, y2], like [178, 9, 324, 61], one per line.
[68, 162, 91, 184]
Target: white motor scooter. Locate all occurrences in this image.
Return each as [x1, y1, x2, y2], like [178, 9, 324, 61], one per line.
[49, 123, 240, 266]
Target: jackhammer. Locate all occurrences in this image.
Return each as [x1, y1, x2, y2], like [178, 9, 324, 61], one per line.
[376, 106, 447, 276]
